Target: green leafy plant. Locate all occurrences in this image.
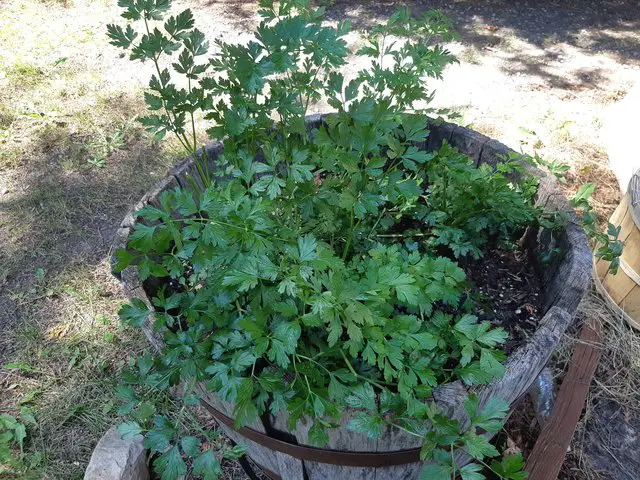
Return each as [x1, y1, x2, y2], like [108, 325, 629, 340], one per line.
[106, 1, 602, 478]
[0, 408, 40, 476]
[520, 152, 624, 273]
[114, 354, 246, 479]
[571, 183, 624, 273]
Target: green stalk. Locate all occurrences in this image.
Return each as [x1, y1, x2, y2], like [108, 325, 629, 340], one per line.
[142, 16, 193, 153]
[342, 210, 355, 261]
[339, 350, 386, 390]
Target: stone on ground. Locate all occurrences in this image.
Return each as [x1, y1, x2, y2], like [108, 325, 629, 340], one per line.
[84, 426, 149, 480]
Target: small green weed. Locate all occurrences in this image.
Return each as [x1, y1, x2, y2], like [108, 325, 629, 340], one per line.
[84, 123, 130, 169]
[0, 409, 42, 477]
[6, 62, 45, 88]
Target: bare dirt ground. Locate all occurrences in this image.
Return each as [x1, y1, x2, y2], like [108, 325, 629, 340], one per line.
[1, 0, 639, 478]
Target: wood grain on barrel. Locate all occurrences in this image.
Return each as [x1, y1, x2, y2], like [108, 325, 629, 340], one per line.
[595, 187, 640, 330]
[447, 126, 490, 165]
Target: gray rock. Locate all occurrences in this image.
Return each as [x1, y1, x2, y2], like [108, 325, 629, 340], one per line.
[84, 426, 149, 480]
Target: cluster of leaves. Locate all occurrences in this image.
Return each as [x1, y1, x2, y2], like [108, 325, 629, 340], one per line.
[415, 396, 527, 480]
[521, 152, 624, 273]
[0, 408, 39, 476]
[571, 183, 624, 273]
[108, 1, 541, 478]
[115, 355, 246, 479]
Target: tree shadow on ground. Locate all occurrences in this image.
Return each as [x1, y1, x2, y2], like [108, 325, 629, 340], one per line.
[0, 90, 180, 476]
[324, 0, 640, 59]
[329, 0, 640, 88]
[197, 0, 640, 89]
[0, 100, 177, 345]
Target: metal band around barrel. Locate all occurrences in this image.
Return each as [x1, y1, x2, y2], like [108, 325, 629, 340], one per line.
[619, 258, 640, 287]
[201, 400, 422, 467]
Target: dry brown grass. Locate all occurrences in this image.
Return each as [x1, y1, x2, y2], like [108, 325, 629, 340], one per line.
[551, 291, 640, 479]
[0, 0, 182, 477]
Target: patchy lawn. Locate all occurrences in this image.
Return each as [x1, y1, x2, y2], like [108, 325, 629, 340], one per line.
[1, 0, 639, 478]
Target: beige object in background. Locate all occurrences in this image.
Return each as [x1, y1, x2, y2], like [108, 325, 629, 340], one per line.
[603, 78, 640, 193]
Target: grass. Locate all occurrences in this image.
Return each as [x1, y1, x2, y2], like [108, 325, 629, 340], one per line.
[1, 264, 149, 478]
[6, 62, 45, 87]
[0, 0, 185, 477]
[460, 46, 482, 65]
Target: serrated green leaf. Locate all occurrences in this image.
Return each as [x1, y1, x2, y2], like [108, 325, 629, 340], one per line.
[460, 462, 486, 480]
[477, 326, 508, 347]
[491, 453, 528, 480]
[180, 435, 201, 456]
[13, 422, 26, 450]
[19, 407, 36, 426]
[155, 445, 187, 480]
[165, 9, 195, 37]
[107, 24, 138, 49]
[571, 183, 595, 204]
[297, 234, 318, 262]
[119, 299, 149, 327]
[308, 421, 330, 446]
[395, 282, 421, 305]
[118, 421, 142, 440]
[135, 402, 156, 422]
[223, 443, 247, 460]
[192, 450, 222, 480]
[348, 411, 383, 439]
[419, 463, 453, 480]
[273, 321, 301, 352]
[464, 432, 499, 460]
[234, 378, 258, 427]
[144, 416, 175, 452]
[344, 383, 376, 411]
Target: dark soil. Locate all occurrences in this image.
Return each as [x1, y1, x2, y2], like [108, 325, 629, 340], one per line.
[464, 246, 543, 354]
[575, 399, 640, 480]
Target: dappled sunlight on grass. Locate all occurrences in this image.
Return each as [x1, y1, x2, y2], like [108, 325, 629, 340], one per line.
[0, 1, 190, 476]
[1, 262, 148, 478]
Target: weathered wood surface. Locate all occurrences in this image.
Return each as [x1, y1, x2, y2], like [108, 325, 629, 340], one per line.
[447, 125, 490, 165]
[198, 389, 285, 475]
[269, 410, 423, 480]
[526, 320, 603, 480]
[112, 118, 592, 480]
[426, 118, 456, 152]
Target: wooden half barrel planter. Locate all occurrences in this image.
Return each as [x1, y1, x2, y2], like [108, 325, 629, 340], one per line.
[595, 172, 640, 330]
[112, 116, 592, 480]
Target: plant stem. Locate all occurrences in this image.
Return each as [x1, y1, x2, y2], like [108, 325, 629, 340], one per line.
[142, 16, 192, 153]
[367, 207, 387, 239]
[387, 421, 423, 439]
[451, 445, 456, 480]
[339, 349, 386, 390]
[342, 210, 356, 261]
[442, 166, 448, 213]
[296, 354, 333, 377]
[376, 232, 428, 238]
